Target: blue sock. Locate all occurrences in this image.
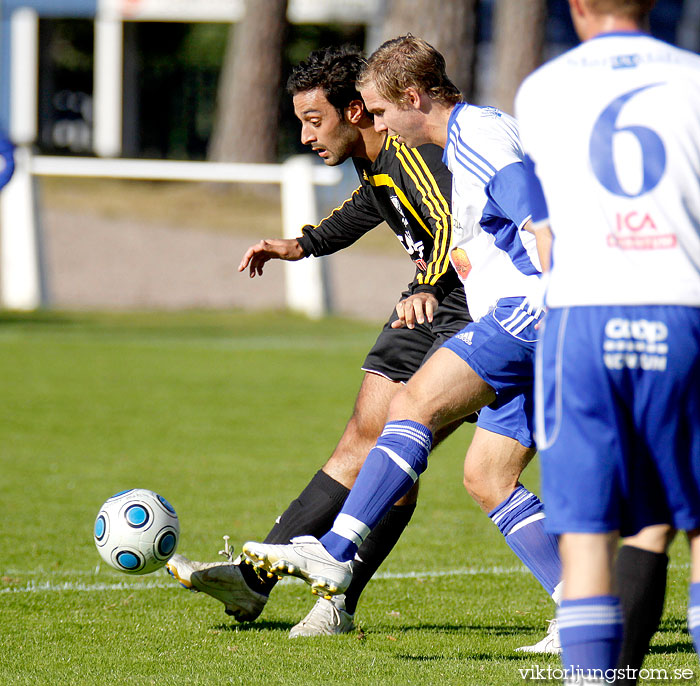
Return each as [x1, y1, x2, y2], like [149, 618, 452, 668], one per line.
[558, 596, 623, 678]
[320, 420, 432, 562]
[688, 582, 700, 653]
[488, 486, 561, 596]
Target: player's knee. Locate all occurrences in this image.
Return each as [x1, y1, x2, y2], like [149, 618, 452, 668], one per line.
[387, 382, 433, 426]
[349, 411, 385, 446]
[463, 457, 520, 511]
[387, 384, 412, 417]
[462, 460, 489, 503]
[340, 412, 383, 457]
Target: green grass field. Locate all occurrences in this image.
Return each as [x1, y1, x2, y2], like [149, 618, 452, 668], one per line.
[0, 310, 696, 685]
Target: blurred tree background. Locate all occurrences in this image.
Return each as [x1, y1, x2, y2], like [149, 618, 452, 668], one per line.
[37, 13, 365, 160]
[208, 0, 288, 164]
[36, 0, 692, 162]
[378, 0, 480, 101]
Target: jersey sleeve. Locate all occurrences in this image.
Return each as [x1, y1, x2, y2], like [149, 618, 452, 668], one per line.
[484, 161, 533, 230]
[392, 142, 455, 300]
[522, 154, 549, 226]
[296, 184, 383, 257]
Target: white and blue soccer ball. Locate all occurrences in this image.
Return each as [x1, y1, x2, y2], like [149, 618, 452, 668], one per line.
[94, 488, 179, 575]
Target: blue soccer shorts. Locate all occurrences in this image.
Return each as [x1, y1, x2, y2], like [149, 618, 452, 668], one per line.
[536, 305, 700, 536]
[442, 297, 542, 448]
[477, 394, 535, 450]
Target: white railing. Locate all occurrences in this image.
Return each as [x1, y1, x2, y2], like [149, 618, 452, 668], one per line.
[0, 149, 341, 316]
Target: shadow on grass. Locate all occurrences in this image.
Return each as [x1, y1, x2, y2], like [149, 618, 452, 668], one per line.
[644, 617, 696, 655]
[212, 620, 295, 632]
[647, 642, 696, 655]
[0, 311, 77, 326]
[395, 652, 534, 663]
[369, 621, 537, 636]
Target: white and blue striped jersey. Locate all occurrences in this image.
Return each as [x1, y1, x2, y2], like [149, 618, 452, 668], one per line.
[442, 103, 542, 322]
[516, 32, 700, 308]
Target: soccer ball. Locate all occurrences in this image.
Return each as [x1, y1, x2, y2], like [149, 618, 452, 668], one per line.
[94, 488, 179, 575]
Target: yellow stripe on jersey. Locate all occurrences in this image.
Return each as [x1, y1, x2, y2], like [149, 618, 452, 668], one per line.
[405, 146, 452, 284]
[309, 185, 362, 230]
[408, 156, 451, 283]
[366, 174, 433, 237]
[392, 141, 452, 286]
[392, 144, 449, 273]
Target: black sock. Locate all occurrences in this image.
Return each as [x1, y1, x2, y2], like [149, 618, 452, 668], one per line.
[263, 470, 350, 543]
[615, 545, 669, 683]
[343, 503, 417, 615]
[238, 470, 350, 596]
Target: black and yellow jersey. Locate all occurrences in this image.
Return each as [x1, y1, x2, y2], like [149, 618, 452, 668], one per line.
[297, 135, 461, 302]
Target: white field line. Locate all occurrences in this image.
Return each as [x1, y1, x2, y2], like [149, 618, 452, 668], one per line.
[1, 562, 690, 595]
[0, 579, 176, 594]
[0, 565, 528, 594]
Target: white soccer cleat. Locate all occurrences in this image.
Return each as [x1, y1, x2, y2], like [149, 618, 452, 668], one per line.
[166, 552, 268, 622]
[515, 618, 561, 654]
[288, 594, 355, 638]
[241, 535, 353, 597]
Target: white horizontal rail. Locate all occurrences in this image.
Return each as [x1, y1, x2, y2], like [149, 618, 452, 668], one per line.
[2, 153, 339, 316]
[29, 156, 342, 186]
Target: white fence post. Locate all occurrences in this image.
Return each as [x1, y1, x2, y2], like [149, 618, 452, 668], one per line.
[1, 7, 42, 310]
[9, 7, 39, 146]
[94, 2, 124, 157]
[281, 155, 328, 319]
[0, 147, 42, 310]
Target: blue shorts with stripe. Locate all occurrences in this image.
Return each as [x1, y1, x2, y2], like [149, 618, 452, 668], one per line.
[536, 305, 700, 536]
[442, 297, 542, 448]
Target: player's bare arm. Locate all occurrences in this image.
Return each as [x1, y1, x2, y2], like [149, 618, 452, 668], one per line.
[238, 238, 306, 278]
[391, 292, 439, 330]
[522, 219, 553, 273]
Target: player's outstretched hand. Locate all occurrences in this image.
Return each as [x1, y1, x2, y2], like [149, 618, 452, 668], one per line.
[392, 292, 438, 330]
[238, 238, 305, 278]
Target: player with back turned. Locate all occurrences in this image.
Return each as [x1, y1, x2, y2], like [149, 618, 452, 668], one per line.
[166, 45, 476, 638]
[515, 0, 700, 682]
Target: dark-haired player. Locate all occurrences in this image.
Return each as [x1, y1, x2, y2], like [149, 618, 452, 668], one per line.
[241, 37, 564, 652]
[166, 45, 473, 638]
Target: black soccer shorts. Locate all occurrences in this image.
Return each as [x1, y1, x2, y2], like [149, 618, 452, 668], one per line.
[362, 284, 472, 384]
